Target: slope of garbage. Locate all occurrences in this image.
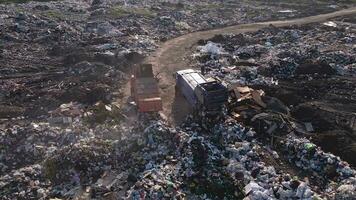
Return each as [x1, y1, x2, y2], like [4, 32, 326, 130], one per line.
[191, 15, 356, 191]
[2, 112, 356, 199]
[192, 19, 356, 167]
[1, 0, 356, 199]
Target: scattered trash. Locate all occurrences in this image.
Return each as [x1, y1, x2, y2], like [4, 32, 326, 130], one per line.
[283, 136, 355, 179]
[198, 42, 226, 56]
[304, 122, 314, 132]
[278, 9, 296, 13]
[48, 116, 73, 125]
[323, 21, 338, 28]
[1, 1, 356, 199]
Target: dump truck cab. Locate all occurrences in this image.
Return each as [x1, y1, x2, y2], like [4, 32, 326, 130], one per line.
[131, 64, 163, 112]
[175, 69, 228, 116]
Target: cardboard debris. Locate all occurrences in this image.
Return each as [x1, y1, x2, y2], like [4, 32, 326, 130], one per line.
[236, 86, 251, 94]
[251, 90, 267, 108]
[228, 86, 268, 114]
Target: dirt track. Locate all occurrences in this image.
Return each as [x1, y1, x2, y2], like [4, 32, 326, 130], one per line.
[143, 7, 356, 125]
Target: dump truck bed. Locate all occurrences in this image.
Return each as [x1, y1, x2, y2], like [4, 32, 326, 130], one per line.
[131, 64, 162, 112]
[136, 78, 160, 97]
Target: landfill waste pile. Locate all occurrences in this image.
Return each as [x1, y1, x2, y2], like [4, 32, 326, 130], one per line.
[1, 0, 356, 199]
[192, 20, 356, 166]
[194, 23, 355, 83]
[283, 137, 355, 180]
[1, 0, 350, 120]
[280, 136, 356, 199]
[124, 117, 356, 200]
[2, 115, 356, 199]
[0, 115, 175, 199]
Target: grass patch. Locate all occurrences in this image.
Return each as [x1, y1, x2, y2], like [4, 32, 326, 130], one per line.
[109, 5, 156, 18]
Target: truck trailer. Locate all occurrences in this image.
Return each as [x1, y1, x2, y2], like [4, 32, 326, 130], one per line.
[130, 64, 163, 112]
[175, 69, 228, 117]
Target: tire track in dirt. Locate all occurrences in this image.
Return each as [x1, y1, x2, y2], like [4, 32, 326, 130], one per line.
[142, 7, 356, 125]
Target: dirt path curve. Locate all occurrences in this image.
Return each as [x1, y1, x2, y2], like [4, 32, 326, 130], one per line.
[143, 7, 356, 125]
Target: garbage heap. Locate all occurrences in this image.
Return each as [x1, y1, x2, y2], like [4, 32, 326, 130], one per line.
[0, 115, 178, 199]
[223, 84, 356, 199]
[194, 23, 355, 85]
[127, 119, 355, 199]
[192, 19, 356, 172]
[282, 136, 356, 199]
[126, 117, 355, 199]
[1, 113, 356, 199]
[1, 0, 354, 119]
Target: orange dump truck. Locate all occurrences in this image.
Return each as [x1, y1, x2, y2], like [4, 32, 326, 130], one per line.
[130, 64, 163, 112]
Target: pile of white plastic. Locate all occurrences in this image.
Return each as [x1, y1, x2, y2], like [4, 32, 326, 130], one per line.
[214, 122, 316, 199]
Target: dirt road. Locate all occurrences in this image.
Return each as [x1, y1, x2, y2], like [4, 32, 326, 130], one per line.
[143, 7, 356, 125]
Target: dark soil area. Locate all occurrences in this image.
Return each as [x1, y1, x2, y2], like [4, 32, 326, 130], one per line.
[263, 66, 356, 166]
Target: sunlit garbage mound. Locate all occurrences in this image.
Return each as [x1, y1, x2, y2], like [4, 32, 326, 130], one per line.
[0, 124, 53, 173]
[126, 116, 356, 199]
[40, 120, 178, 198]
[126, 120, 244, 199]
[281, 136, 356, 199]
[0, 122, 94, 174]
[0, 164, 50, 199]
[43, 140, 116, 194]
[2, 118, 355, 199]
[127, 119, 305, 199]
[125, 118, 319, 199]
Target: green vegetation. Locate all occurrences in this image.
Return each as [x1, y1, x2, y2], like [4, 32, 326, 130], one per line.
[109, 5, 156, 18]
